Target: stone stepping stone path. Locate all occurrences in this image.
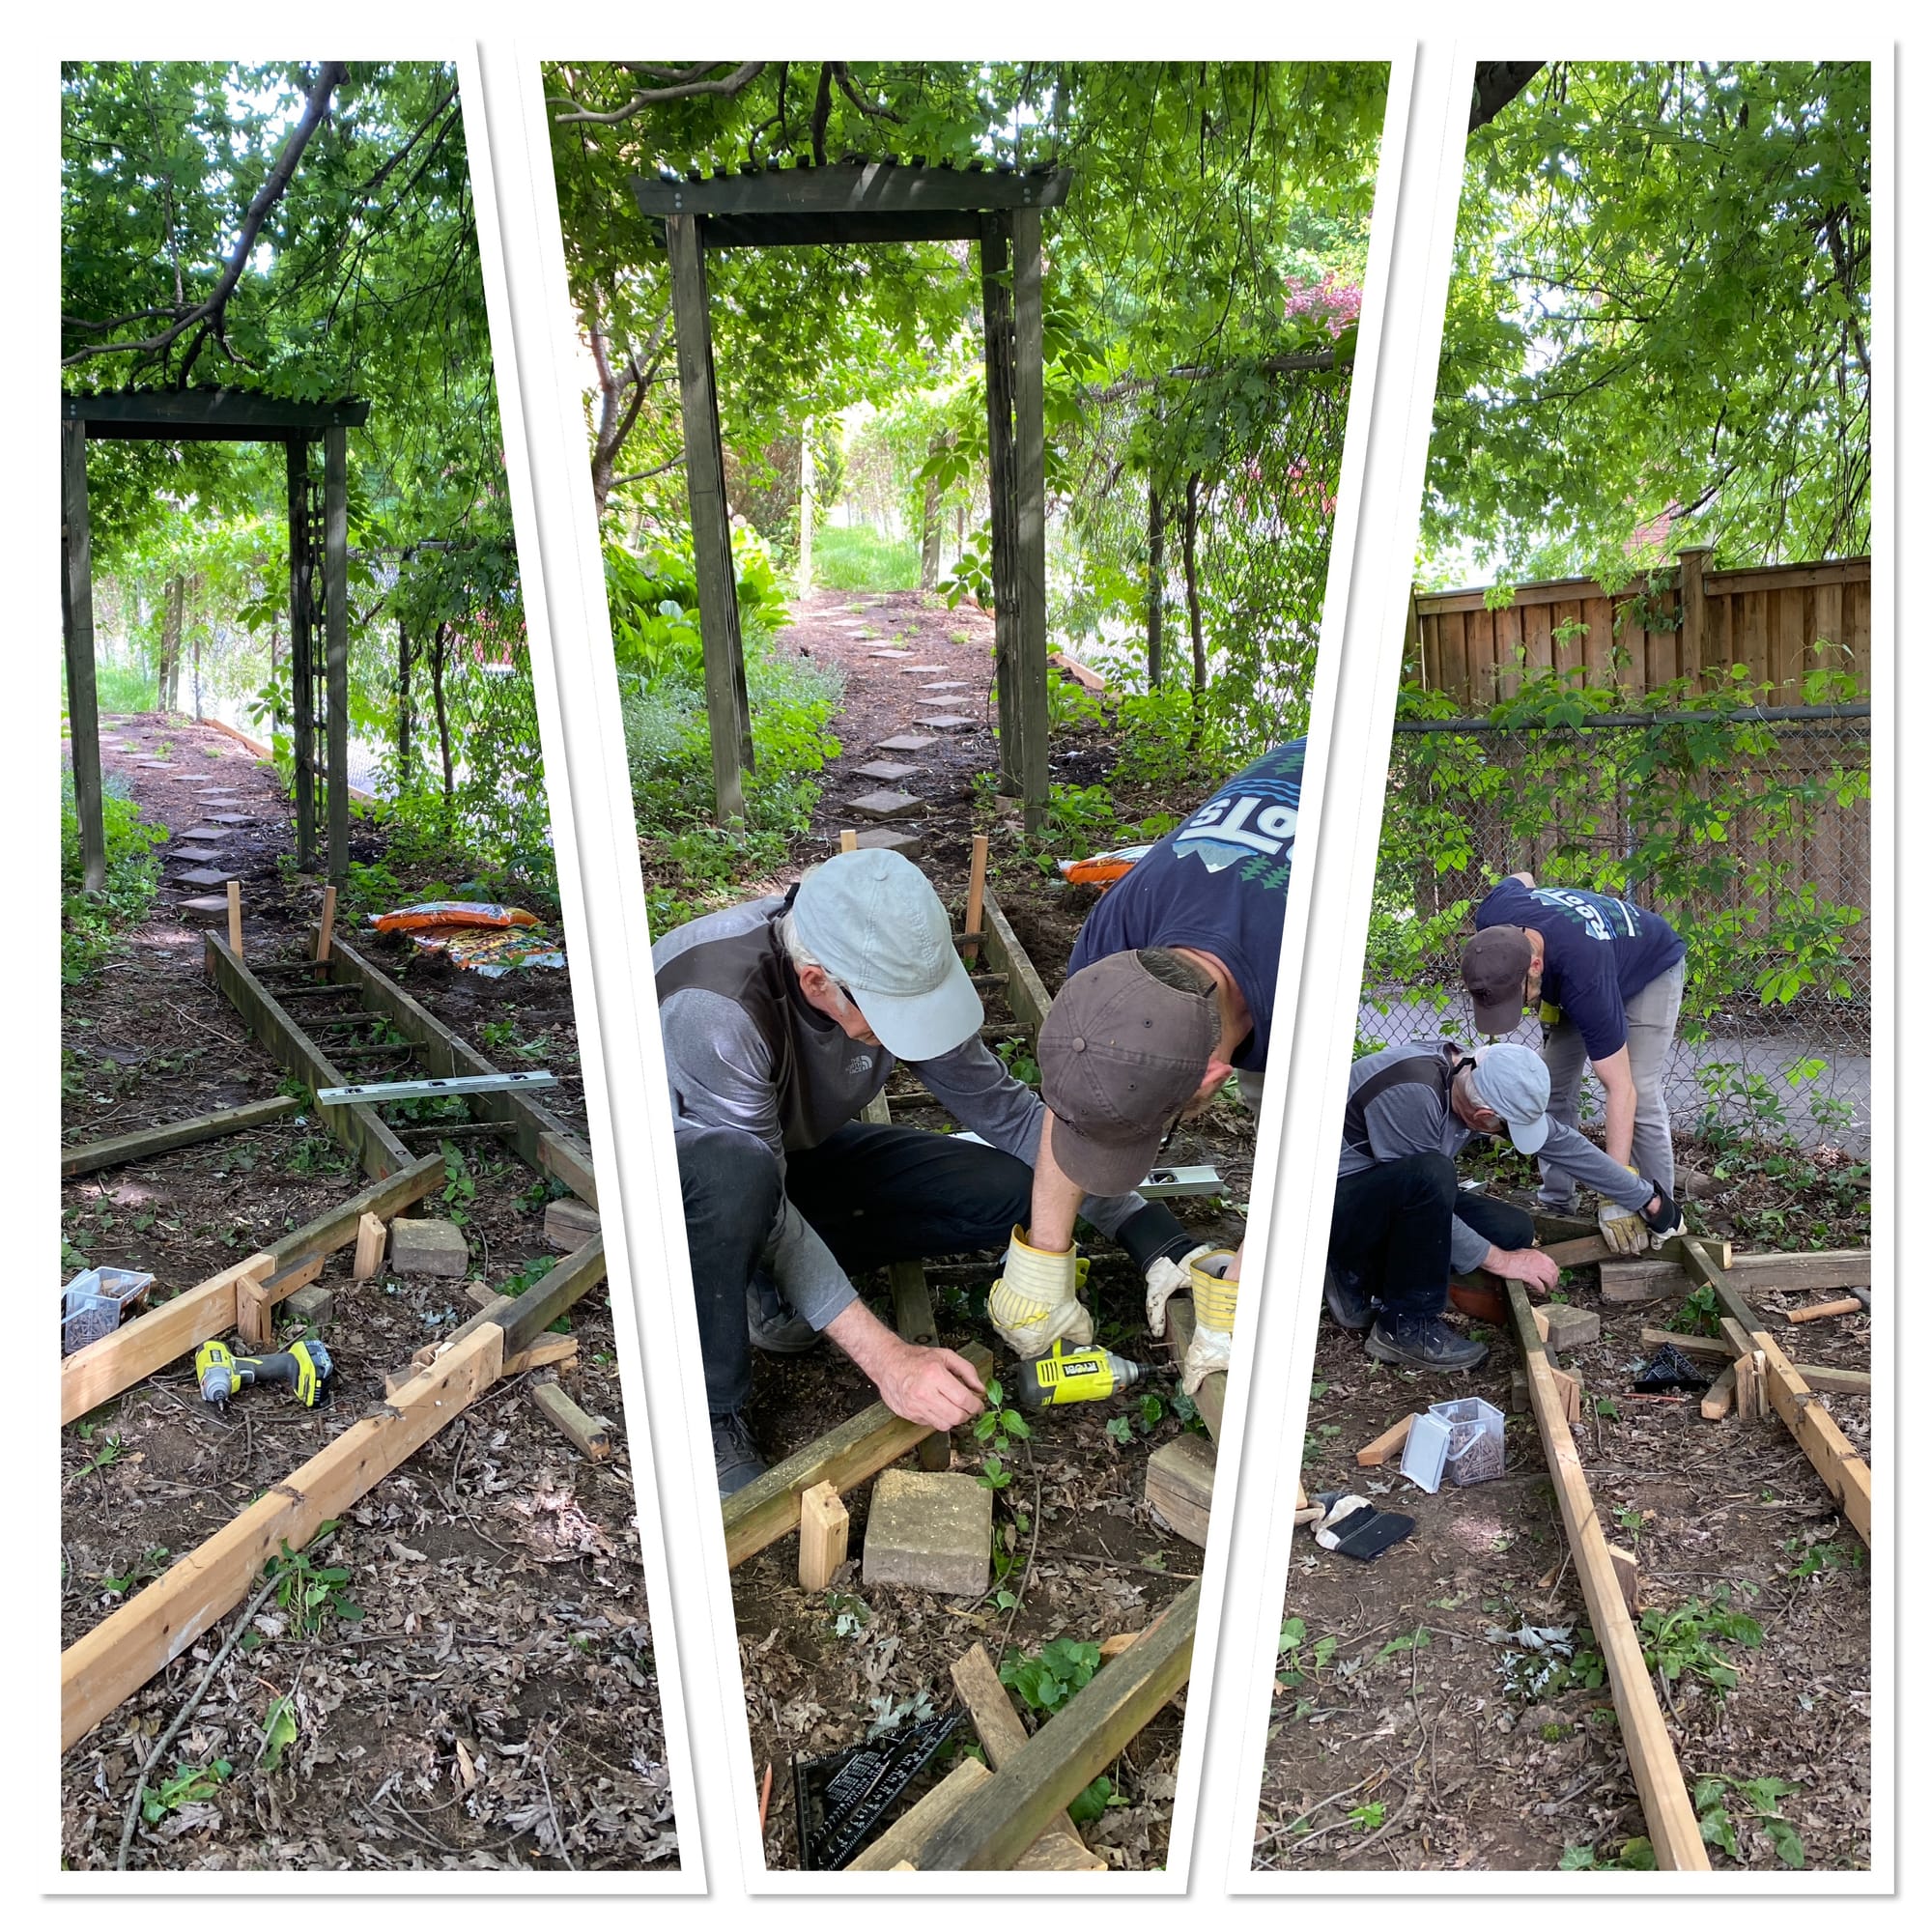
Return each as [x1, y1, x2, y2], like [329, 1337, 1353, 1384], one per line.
[849, 788, 924, 821]
[209, 812, 254, 826]
[917, 714, 977, 732]
[181, 825, 229, 842]
[169, 844, 224, 864]
[178, 894, 232, 921]
[867, 647, 915, 658]
[850, 826, 922, 858]
[919, 681, 970, 694]
[875, 733, 938, 753]
[851, 759, 920, 781]
[176, 866, 233, 888]
[899, 663, 947, 672]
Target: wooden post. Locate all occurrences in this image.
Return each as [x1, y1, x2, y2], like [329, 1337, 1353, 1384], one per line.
[797, 1480, 848, 1591]
[323, 425, 351, 884]
[316, 883, 338, 964]
[666, 213, 750, 824]
[1011, 208, 1051, 836]
[288, 438, 317, 872]
[1678, 546, 1713, 681]
[226, 880, 243, 957]
[839, 828, 858, 853]
[530, 1381, 613, 1461]
[61, 419, 107, 894]
[352, 1211, 386, 1281]
[235, 1268, 274, 1350]
[980, 213, 1021, 796]
[962, 833, 989, 963]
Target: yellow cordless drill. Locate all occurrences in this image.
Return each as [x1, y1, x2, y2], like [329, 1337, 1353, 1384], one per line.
[195, 1338, 334, 1408]
[1010, 1340, 1152, 1409]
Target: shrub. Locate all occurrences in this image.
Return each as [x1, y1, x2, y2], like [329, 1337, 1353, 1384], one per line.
[61, 768, 166, 983]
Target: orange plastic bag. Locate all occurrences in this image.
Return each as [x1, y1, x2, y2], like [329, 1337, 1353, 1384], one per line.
[1057, 844, 1153, 889]
[367, 899, 541, 934]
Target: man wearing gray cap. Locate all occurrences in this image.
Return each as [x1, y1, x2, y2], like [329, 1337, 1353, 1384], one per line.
[654, 847, 1224, 1494]
[1325, 1039, 1682, 1370]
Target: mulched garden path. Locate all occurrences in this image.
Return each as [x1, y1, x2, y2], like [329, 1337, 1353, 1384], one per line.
[61, 714, 674, 1872]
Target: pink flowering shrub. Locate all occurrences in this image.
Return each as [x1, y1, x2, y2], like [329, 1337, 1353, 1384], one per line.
[1283, 270, 1363, 340]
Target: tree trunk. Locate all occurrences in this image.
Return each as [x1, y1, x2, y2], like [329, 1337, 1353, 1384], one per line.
[396, 617, 413, 789]
[1146, 485, 1166, 688]
[158, 573, 185, 712]
[1182, 472, 1207, 698]
[920, 434, 946, 591]
[431, 622, 454, 809]
[798, 421, 816, 592]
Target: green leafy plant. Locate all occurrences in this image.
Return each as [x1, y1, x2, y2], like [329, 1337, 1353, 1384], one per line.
[971, 1377, 1032, 1491]
[1637, 1594, 1764, 1696]
[141, 1758, 233, 1824]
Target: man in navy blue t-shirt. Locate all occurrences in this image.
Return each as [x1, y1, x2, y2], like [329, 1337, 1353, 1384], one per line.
[1023, 741, 1304, 1379]
[1461, 874, 1687, 1249]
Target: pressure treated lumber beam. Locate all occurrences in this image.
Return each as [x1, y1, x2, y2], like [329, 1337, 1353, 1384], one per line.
[1682, 1246, 1872, 1543]
[62, 1323, 504, 1751]
[204, 934, 411, 1178]
[916, 1580, 1198, 1870]
[723, 1343, 996, 1568]
[1506, 1284, 1708, 1869]
[61, 1095, 305, 1179]
[60, 1156, 443, 1427]
[1163, 1298, 1226, 1442]
[977, 886, 1052, 1037]
[951, 1641, 1104, 1868]
[847, 1759, 993, 1870]
[317, 934, 598, 1208]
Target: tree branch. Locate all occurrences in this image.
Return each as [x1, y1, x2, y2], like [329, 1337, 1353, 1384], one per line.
[1469, 62, 1545, 133]
[63, 61, 347, 372]
[552, 61, 767, 126]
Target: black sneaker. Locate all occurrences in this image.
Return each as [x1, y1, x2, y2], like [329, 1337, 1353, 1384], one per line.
[1363, 1313, 1489, 1373]
[1323, 1264, 1373, 1333]
[712, 1411, 768, 1496]
[747, 1276, 818, 1354]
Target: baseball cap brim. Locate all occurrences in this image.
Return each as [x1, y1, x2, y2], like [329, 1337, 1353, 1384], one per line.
[849, 949, 983, 1062]
[1504, 1109, 1549, 1156]
[1043, 1105, 1161, 1200]
[1469, 989, 1527, 1037]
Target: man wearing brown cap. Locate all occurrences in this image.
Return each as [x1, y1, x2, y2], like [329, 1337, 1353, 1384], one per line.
[1462, 873, 1687, 1255]
[999, 740, 1308, 1392]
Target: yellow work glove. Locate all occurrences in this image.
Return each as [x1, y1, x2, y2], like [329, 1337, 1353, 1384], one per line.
[1597, 1168, 1648, 1257]
[988, 1226, 1094, 1357]
[1144, 1242, 1216, 1339]
[1180, 1249, 1238, 1394]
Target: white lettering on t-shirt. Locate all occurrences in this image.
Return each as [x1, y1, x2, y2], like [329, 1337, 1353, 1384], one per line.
[1177, 792, 1292, 856]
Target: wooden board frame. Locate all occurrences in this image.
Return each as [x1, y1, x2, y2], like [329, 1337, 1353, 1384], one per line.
[204, 933, 411, 1178]
[316, 932, 597, 1208]
[61, 1094, 305, 1179]
[976, 885, 1052, 1037]
[1507, 1284, 1709, 1868]
[723, 1344, 995, 1568]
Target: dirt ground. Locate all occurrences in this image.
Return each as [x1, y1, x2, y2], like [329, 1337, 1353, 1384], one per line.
[671, 594, 1248, 1868]
[1254, 1152, 1871, 1876]
[60, 715, 675, 1872]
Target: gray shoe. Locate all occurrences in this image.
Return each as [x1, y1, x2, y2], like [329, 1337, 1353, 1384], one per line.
[712, 1411, 767, 1496]
[747, 1279, 818, 1354]
[1323, 1264, 1374, 1334]
[1364, 1313, 1489, 1373]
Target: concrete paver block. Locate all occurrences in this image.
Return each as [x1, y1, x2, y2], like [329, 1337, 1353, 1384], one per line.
[850, 760, 919, 781]
[849, 789, 924, 820]
[176, 867, 232, 888]
[917, 713, 976, 732]
[875, 734, 938, 753]
[853, 827, 922, 858]
[1544, 1303, 1602, 1351]
[389, 1217, 470, 1278]
[285, 1283, 335, 1328]
[862, 1468, 992, 1597]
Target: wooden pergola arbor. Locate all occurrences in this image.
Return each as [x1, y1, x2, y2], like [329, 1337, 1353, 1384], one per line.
[61, 388, 370, 891]
[631, 161, 1070, 833]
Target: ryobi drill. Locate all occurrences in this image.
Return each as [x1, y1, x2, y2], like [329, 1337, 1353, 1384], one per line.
[1010, 1339, 1153, 1409]
[195, 1337, 334, 1408]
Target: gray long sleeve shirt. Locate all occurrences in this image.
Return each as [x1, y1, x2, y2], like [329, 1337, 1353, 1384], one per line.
[1337, 1041, 1653, 1274]
[653, 895, 1148, 1329]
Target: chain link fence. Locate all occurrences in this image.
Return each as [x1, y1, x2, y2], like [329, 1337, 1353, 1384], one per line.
[1358, 705, 1872, 1152]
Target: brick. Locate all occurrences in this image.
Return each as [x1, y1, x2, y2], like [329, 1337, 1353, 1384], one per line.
[544, 1195, 601, 1252]
[849, 788, 923, 820]
[388, 1217, 470, 1278]
[285, 1283, 335, 1328]
[1544, 1303, 1602, 1351]
[862, 1469, 992, 1597]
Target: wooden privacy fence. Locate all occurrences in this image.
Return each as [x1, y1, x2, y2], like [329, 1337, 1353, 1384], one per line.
[1407, 551, 1871, 707]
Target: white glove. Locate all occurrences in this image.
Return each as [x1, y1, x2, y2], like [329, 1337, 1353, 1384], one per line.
[1145, 1243, 1214, 1338]
[1598, 1171, 1648, 1257]
[1179, 1249, 1238, 1395]
[1312, 1493, 1373, 1549]
[988, 1226, 1094, 1357]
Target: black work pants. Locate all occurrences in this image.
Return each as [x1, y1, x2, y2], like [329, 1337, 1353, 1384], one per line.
[676, 1120, 1033, 1417]
[1327, 1152, 1533, 1319]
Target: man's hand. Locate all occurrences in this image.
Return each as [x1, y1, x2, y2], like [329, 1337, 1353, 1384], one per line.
[988, 1226, 1093, 1355]
[873, 1338, 986, 1430]
[1639, 1184, 1685, 1248]
[1598, 1166, 1650, 1256]
[1486, 1243, 1559, 1293]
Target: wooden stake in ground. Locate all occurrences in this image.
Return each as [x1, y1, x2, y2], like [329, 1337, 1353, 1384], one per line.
[529, 1380, 612, 1461]
[226, 879, 243, 957]
[839, 828, 858, 853]
[797, 1481, 849, 1592]
[315, 883, 338, 964]
[1505, 1283, 1708, 1869]
[1787, 1295, 1863, 1324]
[352, 1211, 386, 1281]
[962, 833, 989, 964]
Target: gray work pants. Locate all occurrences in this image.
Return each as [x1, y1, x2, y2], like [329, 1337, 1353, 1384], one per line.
[1537, 956, 1684, 1207]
